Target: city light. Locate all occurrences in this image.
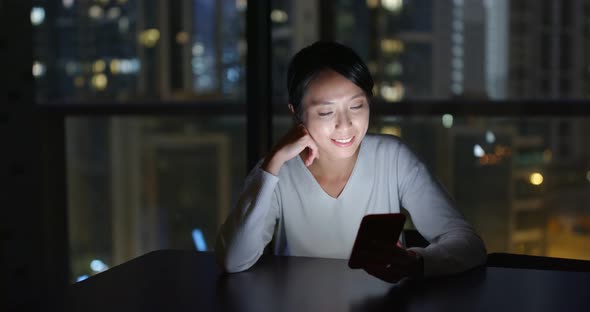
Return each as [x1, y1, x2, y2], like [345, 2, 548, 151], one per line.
[118, 17, 130, 33]
[90, 259, 108, 272]
[586, 171, 590, 183]
[381, 0, 403, 12]
[473, 144, 485, 158]
[88, 5, 104, 19]
[442, 114, 454, 128]
[32, 61, 46, 78]
[93, 60, 106, 73]
[192, 229, 208, 251]
[486, 130, 496, 144]
[91, 74, 108, 90]
[139, 29, 161, 48]
[236, 0, 247, 11]
[62, 0, 74, 9]
[31, 7, 45, 26]
[176, 32, 190, 45]
[107, 7, 121, 20]
[366, 0, 379, 9]
[380, 82, 404, 101]
[270, 10, 288, 23]
[529, 173, 544, 186]
[192, 43, 205, 56]
[380, 39, 404, 54]
[76, 275, 89, 282]
[385, 62, 403, 76]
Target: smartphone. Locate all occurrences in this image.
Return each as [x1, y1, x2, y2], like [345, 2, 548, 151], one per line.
[348, 213, 406, 269]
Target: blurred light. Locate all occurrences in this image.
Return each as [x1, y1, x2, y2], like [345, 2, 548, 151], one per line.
[381, 0, 403, 12]
[442, 114, 453, 128]
[76, 275, 89, 282]
[453, 20, 464, 32]
[192, 43, 205, 56]
[236, 0, 247, 11]
[91, 74, 108, 90]
[451, 83, 463, 94]
[93, 60, 106, 73]
[586, 171, 590, 183]
[117, 0, 128, 4]
[380, 39, 404, 54]
[385, 62, 403, 76]
[543, 149, 552, 163]
[98, 0, 110, 5]
[494, 145, 511, 157]
[89, 5, 104, 19]
[32, 61, 46, 78]
[452, 45, 463, 57]
[367, 0, 379, 9]
[451, 70, 463, 82]
[226, 68, 239, 82]
[380, 82, 404, 102]
[270, 10, 288, 23]
[192, 229, 208, 251]
[109, 59, 120, 74]
[90, 259, 108, 272]
[529, 172, 544, 186]
[65, 61, 79, 75]
[176, 32, 190, 44]
[118, 59, 140, 74]
[473, 144, 485, 158]
[453, 0, 464, 6]
[63, 0, 75, 9]
[31, 7, 45, 26]
[74, 76, 85, 87]
[106, 7, 121, 19]
[380, 126, 401, 137]
[139, 29, 160, 48]
[452, 33, 464, 44]
[118, 17, 130, 33]
[452, 57, 464, 69]
[486, 130, 496, 144]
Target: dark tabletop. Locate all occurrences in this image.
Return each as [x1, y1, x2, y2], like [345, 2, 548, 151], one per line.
[68, 250, 590, 312]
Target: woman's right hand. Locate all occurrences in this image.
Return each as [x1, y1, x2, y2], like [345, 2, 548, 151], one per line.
[261, 124, 320, 176]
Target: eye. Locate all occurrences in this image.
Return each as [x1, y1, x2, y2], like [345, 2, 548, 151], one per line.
[351, 103, 364, 110]
[318, 111, 333, 116]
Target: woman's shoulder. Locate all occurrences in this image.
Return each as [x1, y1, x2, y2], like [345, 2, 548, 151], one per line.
[362, 133, 420, 164]
[363, 133, 405, 151]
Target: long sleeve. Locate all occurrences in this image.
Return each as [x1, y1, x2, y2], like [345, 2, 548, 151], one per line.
[215, 166, 281, 273]
[395, 142, 487, 277]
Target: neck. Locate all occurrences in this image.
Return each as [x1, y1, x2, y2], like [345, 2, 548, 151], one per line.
[304, 147, 360, 179]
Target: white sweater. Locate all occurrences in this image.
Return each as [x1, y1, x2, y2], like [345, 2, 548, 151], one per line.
[216, 134, 487, 277]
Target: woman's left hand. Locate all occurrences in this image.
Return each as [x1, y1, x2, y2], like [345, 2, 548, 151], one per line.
[361, 244, 423, 284]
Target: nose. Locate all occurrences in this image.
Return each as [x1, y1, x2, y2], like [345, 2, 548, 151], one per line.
[335, 110, 353, 129]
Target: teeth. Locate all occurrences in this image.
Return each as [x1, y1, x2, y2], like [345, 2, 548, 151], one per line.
[335, 137, 353, 143]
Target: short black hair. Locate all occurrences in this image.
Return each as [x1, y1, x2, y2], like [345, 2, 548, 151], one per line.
[286, 41, 374, 120]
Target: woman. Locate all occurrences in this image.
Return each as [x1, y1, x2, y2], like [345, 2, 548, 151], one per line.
[216, 41, 487, 282]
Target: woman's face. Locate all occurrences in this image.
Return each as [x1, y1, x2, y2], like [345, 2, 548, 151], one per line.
[298, 70, 370, 161]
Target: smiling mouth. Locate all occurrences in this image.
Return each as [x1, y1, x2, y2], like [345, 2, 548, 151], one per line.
[333, 137, 353, 143]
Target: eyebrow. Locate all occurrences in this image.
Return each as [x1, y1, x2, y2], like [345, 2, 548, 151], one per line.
[310, 92, 366, 105]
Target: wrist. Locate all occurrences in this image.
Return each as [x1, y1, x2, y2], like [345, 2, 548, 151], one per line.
[261, 151, 285, 176]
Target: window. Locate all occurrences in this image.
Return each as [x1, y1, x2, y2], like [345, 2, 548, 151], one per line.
[31, 0, 590, 282]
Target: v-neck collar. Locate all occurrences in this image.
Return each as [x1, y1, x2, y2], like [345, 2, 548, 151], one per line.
[296, 141, 365, 201]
